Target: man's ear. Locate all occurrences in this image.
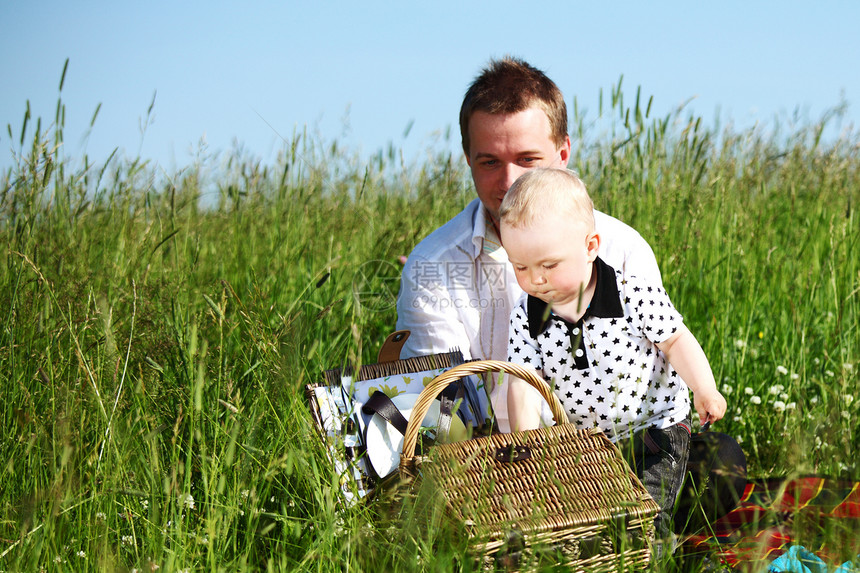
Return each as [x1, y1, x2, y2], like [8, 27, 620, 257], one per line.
[586, 232, 600, 262]
[559, 135, 572, 166]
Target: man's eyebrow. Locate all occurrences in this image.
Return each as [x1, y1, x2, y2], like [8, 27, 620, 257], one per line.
[473, 150, 543, 159]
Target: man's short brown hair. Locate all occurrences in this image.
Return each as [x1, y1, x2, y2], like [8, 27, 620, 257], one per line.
[459, 56, 568, 156]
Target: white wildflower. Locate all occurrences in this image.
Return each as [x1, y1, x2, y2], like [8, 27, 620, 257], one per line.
[842, 411, 850, 419]
[241, 489, 250, 500]
[844, 363, 854, 371]
[744, 387, 754, 395]
[845, 395, 855, 406]
[776, 365, 789, 376]
[786, 402, 796, 410]
[77, 550, 86, 558]
[183, 494, 195, 510]
[734, 339, 746, 349]
[769, 384, 784, 395]
[722, 384, 734, 395]
[811, 396, 819, 404]
[773, 401, 786, 412]
[825, 371, 834, 378]
[790, 373, 799, 381]
[54, 556, 63, 564]
[96, 511, 106, 521]
[750, 396, 762, 405]
[121, 535, 133, 546]
[814, 357, 820, 365]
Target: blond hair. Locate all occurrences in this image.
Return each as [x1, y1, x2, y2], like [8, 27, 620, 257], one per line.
[499, 168, 594, 230]
[459, 56, 568, 156]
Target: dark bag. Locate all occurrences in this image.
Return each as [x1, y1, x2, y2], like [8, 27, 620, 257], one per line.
[674, 428, 747, 534]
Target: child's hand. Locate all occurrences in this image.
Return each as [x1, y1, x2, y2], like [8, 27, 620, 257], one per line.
[694, 388, 727, 427]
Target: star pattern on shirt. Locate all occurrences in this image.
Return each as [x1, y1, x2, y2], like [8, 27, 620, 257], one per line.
[507, 259, 690, 441]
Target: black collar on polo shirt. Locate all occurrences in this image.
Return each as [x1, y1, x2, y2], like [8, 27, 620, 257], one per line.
[526, 257, 624, 339]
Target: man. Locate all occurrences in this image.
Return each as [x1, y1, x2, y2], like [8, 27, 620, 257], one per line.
[395, 57, 661, 426]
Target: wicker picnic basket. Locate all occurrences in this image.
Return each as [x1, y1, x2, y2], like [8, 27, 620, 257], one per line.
[397, 360, 661, 571]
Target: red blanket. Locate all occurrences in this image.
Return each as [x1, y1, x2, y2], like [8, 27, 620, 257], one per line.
[681, 477, 860, 569]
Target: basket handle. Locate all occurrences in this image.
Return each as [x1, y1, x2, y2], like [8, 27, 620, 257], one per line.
[400, 360, 567, 461]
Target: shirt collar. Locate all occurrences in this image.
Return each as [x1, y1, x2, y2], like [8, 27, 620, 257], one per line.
[472, 203, 508, 263]
[527, 257, 624, 338]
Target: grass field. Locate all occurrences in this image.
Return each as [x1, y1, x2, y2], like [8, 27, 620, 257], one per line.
[1, 76, 858, 571]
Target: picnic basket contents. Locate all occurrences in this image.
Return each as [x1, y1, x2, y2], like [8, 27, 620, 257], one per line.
[396, 360, 661, 570]
[305, 344, 491, 503]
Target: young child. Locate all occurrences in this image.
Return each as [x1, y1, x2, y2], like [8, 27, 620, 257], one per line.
[499, 167, 727, 545]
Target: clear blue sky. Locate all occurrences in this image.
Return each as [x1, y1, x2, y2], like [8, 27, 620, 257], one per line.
[2, 1, 858, 173]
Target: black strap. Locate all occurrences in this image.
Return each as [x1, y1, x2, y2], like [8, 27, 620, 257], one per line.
[362, 382, 466, 440]
[362, 391, 409, 435]
[361, 380, 470, 460]
[436, 380, 466, 442]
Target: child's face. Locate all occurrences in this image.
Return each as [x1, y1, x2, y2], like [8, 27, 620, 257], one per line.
[501, 212, 599, 312]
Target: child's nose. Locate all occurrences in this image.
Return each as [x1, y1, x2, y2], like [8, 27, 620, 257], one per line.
[531, 271, 547, 285]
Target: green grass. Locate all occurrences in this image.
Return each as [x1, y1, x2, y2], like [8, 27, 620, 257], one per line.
[1, 74, 858, 571]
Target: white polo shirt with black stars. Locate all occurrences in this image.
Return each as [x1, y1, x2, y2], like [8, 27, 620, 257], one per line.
[508, 257, 691, 442]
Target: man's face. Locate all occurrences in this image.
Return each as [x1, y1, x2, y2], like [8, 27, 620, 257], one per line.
[466, 106, 571, 223]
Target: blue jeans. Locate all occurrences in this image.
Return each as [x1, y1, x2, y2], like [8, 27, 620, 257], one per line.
[617, 420, 691, 545]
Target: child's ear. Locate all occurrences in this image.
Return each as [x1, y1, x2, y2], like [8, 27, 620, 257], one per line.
[586, 232, 600, 262]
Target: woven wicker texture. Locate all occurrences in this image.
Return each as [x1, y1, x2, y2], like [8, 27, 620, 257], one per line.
[321, 349, 464, 386]
[398, 360, 660, 568]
